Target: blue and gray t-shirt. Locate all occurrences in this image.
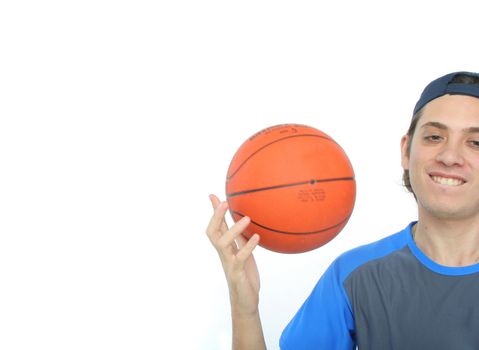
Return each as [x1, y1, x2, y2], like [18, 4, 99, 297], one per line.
[280, 222, 479, 350]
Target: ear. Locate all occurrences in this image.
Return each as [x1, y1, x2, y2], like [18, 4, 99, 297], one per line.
[400, 135, 410, 171]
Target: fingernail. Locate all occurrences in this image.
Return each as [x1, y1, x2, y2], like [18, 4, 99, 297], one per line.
[240, 216, 250, 223]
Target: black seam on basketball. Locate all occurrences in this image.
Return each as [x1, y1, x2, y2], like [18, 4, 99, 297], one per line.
[226, 177, 355, 197]
[227, 134, 337, 180]
[231, 210, 351, 235]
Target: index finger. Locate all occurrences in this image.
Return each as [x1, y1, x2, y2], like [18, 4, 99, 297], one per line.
[209, 194, 229, 233]
[205, 198, 229, 242]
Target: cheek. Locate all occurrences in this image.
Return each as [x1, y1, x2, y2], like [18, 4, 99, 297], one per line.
[470, 154, 479, 169]
[403, 142, 422, 171]
[407, 138, 431, 167]
[405, 147, 428, 182]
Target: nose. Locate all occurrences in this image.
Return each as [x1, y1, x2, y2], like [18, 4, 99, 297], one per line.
[435, 141, 465, 167]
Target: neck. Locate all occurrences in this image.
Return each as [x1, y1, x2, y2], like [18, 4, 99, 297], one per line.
[414, 215, 479, 267]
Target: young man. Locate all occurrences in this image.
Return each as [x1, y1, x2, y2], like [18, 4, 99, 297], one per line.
[206, 71, 479, 349]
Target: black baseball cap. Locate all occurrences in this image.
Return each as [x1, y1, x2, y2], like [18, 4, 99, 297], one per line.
[413, 71, 479, 115]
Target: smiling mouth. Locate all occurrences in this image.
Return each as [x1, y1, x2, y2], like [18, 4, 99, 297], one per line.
[430, 175, 465, 186]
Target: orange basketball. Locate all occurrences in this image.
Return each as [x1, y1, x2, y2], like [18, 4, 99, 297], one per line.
[225, 124, 355, 254]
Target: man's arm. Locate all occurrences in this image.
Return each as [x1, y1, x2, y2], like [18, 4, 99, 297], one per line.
[232, 309, 266, 349]
[206, 194, 266, 350]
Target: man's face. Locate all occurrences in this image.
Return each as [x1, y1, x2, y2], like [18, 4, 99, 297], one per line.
[401, 94, 479, 220]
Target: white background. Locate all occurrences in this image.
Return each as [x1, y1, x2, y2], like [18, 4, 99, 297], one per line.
[1, 1, 478, 349]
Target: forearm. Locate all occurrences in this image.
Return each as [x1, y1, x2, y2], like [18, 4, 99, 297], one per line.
[232, 309, 267, 350]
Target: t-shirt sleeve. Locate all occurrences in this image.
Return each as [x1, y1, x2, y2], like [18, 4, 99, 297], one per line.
[279, 258, 356, 350]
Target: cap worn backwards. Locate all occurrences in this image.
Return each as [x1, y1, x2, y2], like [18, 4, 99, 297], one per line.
[413, 71, 479, 116]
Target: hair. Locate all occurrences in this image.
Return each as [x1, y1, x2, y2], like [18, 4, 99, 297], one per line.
[402, 109, 422, 196]
[450, 73, 479, 85]
[402, 73, 479, 196]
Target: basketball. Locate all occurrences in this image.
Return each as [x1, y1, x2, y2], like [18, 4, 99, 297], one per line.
[225, 124, 356, 254]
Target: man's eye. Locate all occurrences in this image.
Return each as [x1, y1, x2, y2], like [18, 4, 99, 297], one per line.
[469, 140, 479, 148]
[424, 135, 442, 142]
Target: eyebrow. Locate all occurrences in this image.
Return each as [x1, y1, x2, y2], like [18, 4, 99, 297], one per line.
[420, 121, 447, 130]
[420, 121, 479, 134]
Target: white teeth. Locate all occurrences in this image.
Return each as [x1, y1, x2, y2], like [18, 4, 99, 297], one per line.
[431, 176, 464, 186]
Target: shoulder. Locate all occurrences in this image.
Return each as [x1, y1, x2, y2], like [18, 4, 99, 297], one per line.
[331, 222, 413, 283]
[279, 224, 414, 349]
